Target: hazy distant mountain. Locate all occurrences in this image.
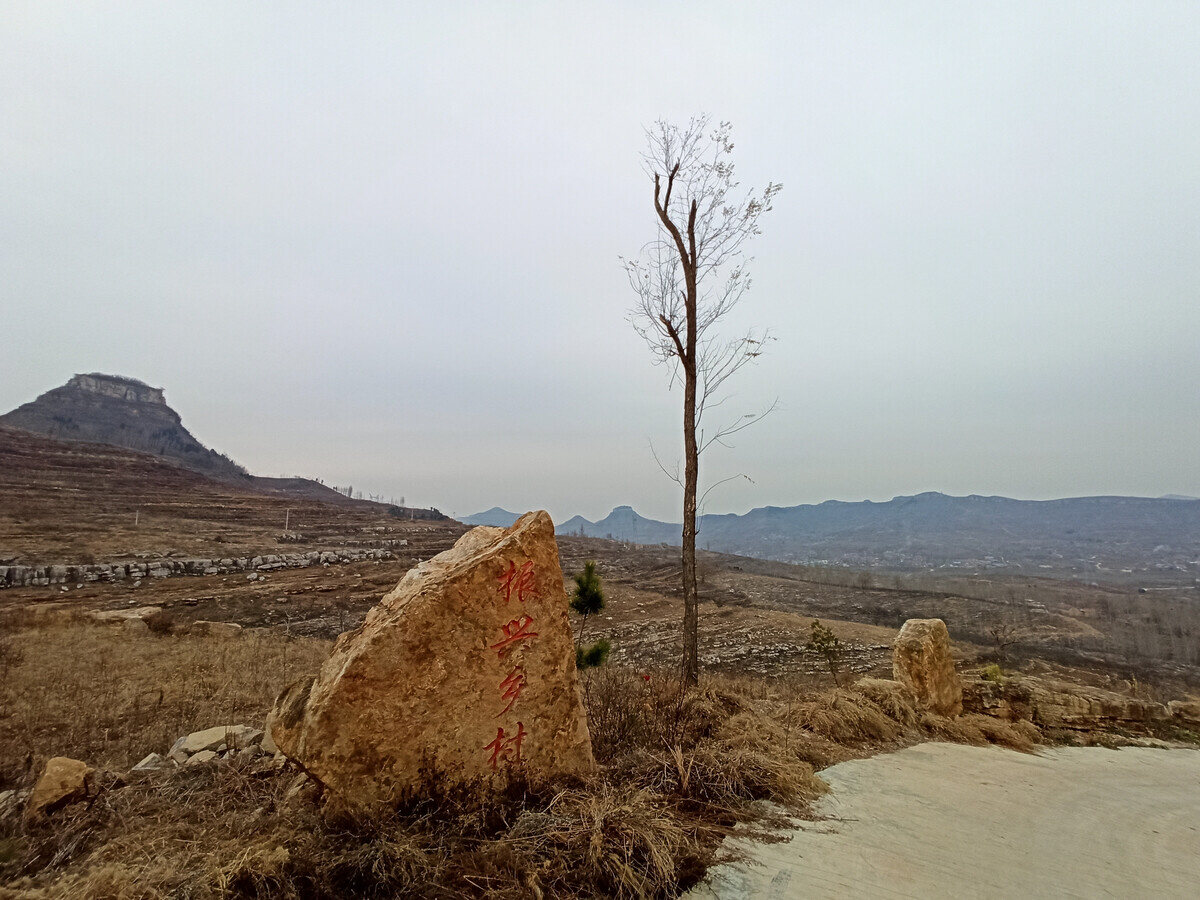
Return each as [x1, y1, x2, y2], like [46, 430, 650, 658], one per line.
[558, 492, 1200, 582]
[461, 507, 523, 527]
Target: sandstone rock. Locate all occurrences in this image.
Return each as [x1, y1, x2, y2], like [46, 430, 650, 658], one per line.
[185, 750, 218, 766]
[177, 725, 262, 755]
[271, 510, 595, 812]
[25, 757, 94, 820]
[189, 620, 243, 638]
[260, 716, 279, 755]
[1167, 700, 1200, 725]
[893, 618, 963, 717]
[123, 617, 149, 634]
[92, 606, 161, 625]
[132, 752, 166, 771]
[963, 675, 1169, 728]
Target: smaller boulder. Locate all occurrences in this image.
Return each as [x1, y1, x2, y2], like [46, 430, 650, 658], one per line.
[189, 621, 243, 638]
[893, 618, 963, 717]
[185, 750, 218, 766]
[25, 757, 94, 821]
[176, 724, 263, 755]
[131, 752, 166, 772]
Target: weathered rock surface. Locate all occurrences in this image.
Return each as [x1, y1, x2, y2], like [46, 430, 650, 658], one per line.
[893, 618, 963, 717]
[1167, 700, 1200, 725]
[964, 676, 1169, 729]
[188, 620, 243, 638]
[25, 757, 94, 820]
[271, 510, 595, 812]
[174, 724, 263, 755]
[131, 752, 166, 771]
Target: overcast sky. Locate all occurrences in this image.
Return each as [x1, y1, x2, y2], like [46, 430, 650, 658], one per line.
[2, 2, 1198, 522]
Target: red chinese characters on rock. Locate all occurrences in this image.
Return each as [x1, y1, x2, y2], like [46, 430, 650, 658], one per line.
[485, 559, 541, 771]
[483, 722, 526, 771]
[490, 614, 539, 659]
[497, 667, 527, 716]
[498, 560, 536, 604]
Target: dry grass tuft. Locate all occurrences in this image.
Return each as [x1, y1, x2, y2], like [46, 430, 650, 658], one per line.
[790, 689, 900, 744]
[852, 678, 918, 725]
[965, 715, 1040, 752]
[919, 712, 988, 745]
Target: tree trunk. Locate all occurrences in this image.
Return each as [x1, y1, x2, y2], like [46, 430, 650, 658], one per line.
[681, 363, 699, 686]
[681, 201, 700, 687]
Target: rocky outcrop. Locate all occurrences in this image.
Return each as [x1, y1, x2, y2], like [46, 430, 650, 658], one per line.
[1167, 700, 1200, 725]
[893, 618, 963, 717]
[963, 676, 1170, 729]
[271, 511, 595, 812]
[25, 757, 95, 821]
[0, 548, 395, 588]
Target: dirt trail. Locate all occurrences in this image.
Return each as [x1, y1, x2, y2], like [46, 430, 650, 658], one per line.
[691, 742, 1200, 899]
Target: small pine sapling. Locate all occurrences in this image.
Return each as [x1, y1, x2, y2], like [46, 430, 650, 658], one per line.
[807, 619, 844, 687]
[571, 561, 610, 670]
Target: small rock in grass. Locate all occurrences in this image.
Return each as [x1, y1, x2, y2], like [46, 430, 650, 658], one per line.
[185, 750, 219, 766]
[132, 752, 166, 771]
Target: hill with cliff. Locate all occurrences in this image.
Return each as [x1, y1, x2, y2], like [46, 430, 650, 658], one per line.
[0, 374, 439, 514]
[0, 374, 247, 479]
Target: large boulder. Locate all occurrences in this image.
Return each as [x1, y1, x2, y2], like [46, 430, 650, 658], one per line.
[893, 618, 963, 717]
[25, 757, 94, 821]
[270, 511, 595, 812]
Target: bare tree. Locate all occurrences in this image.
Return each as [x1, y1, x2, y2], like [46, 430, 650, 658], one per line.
[625, 116, 781, 686]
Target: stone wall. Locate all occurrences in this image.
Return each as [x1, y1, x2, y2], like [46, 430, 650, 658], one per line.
[1, 548, 396, 588]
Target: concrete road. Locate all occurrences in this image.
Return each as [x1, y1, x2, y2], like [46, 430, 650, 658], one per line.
[690, 742, 1200, 899]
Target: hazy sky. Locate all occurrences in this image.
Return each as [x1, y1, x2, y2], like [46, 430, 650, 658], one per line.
[3, 2, 1198, 522]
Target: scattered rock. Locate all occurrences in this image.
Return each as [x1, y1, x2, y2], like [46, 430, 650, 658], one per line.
[271, 511, 595, 813]
[91, 606, 161, 625]
[185, 750, 218, 766]
[25, 757, 95, 821]
[176, 724, 263, 755]
[188, 620, 243, 638]
[131, 752, 166, 771]
[893, 618, 963, 717]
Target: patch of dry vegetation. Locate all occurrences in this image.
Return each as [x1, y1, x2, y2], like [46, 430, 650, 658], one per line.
[0, 611, 328, 786]
[0, 617, 1044, 899]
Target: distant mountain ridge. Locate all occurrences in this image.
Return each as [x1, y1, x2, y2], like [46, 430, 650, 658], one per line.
[470, 492, 1200, 581]
[460, 507, 526, 527]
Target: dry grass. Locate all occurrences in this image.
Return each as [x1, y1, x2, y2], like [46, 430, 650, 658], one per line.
[0, 617, 1047, 899]
[0, 611, 328, 787]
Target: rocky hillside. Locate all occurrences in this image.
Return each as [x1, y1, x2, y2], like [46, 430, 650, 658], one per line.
[0, 374, 246, 479]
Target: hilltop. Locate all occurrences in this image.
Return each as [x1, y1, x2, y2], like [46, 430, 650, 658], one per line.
[0, 374, 446, 515]
[0, 374, 247, 479]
